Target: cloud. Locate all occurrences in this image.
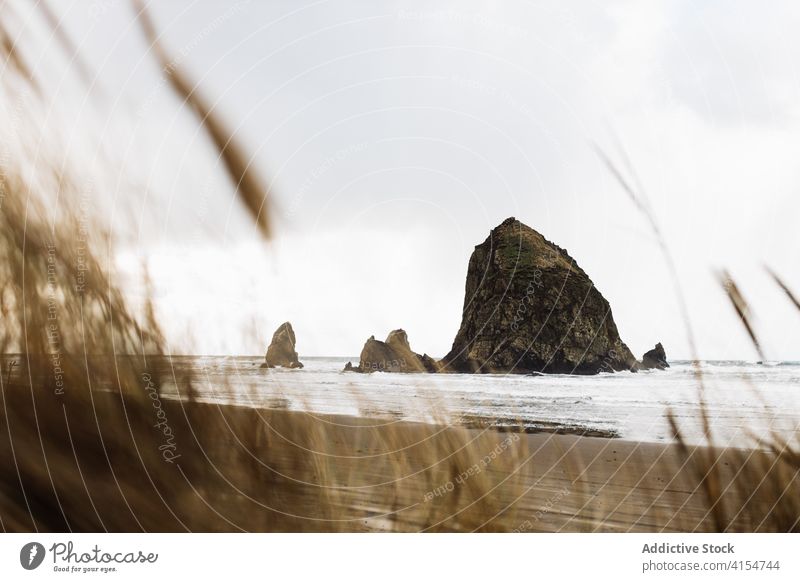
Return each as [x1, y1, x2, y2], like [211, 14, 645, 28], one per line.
[43, 0, 800, 359]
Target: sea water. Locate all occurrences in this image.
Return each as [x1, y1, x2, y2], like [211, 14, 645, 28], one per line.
[153, 356, 800, 447]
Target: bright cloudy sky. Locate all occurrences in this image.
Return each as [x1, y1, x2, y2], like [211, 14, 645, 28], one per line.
[7, 0, 800, 359]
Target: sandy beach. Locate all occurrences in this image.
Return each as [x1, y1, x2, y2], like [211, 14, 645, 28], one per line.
[1, 377, 784, 533]
[152, 400, 770, 532]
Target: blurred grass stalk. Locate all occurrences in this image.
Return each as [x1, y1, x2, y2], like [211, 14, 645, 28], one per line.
[599, 143, 799, 532]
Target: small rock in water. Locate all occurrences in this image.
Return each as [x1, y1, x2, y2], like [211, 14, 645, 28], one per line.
[343, 329, 439, 373]
[640, 342, 669, 370]
[262, 322, 304, 369]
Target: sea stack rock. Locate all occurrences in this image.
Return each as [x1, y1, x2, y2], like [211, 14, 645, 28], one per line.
[640, 343, 669, 370]
[343, 329, 439, 373]
[442, 217, 637, 374]
[262, 322, 303, 369]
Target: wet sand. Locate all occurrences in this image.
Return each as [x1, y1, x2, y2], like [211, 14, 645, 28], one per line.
[178, 402, 765, 532]
[0, 384, 773, 532]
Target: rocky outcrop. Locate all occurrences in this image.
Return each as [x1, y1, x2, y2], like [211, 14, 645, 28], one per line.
[442, 217, 637, 374]
[640, 343, 668, 370]
[343, 329, 439, 373]
[261, 322, 303, 369]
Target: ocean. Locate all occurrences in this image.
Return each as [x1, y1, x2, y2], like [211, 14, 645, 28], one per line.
[151, 356, 800, 447]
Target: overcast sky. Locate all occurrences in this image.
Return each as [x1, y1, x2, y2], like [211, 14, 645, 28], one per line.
[8, 0, 800, 359]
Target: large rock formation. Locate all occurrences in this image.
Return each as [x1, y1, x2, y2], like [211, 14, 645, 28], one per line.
[640, 342, 669, 370]
[442, 217, 637, 374]
[343, 329, 439, 373]
[262, 322, 303, 369]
